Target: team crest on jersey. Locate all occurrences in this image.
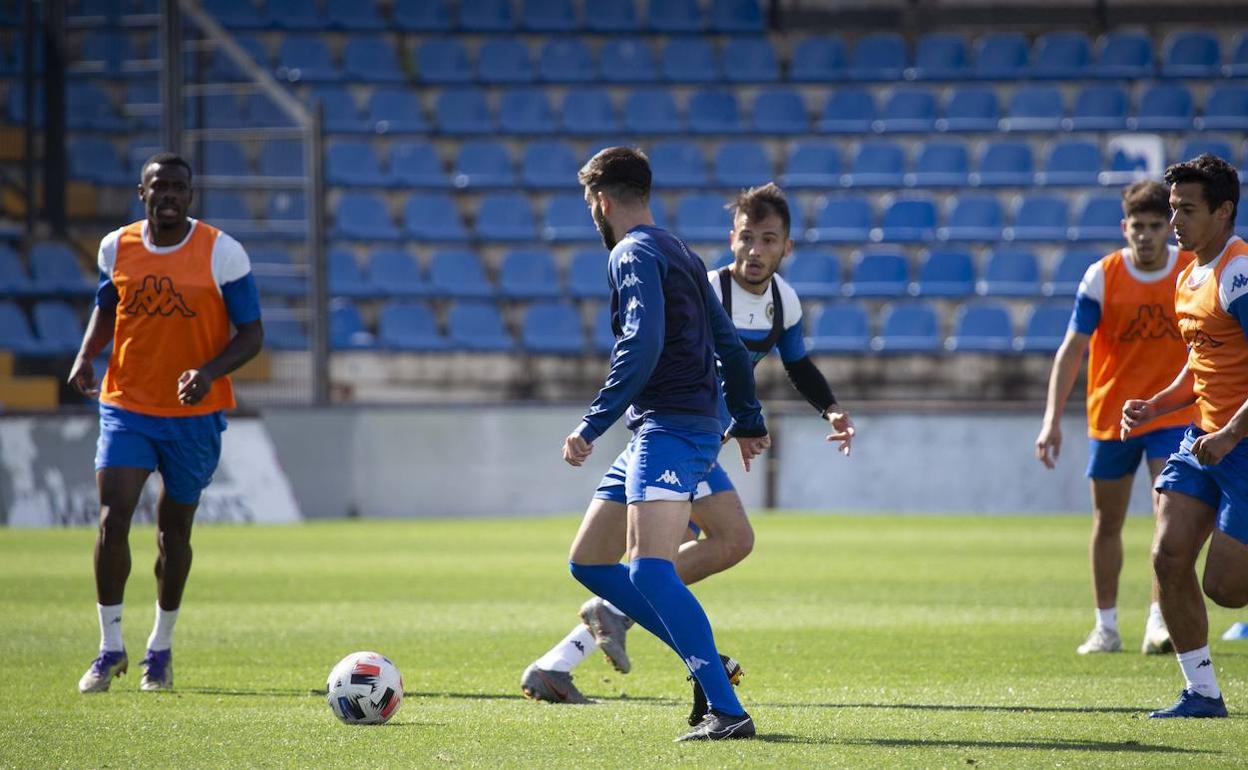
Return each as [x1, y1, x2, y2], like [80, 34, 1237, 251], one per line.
[765, 302, 774, 320]
[1186, 269, 1211, 290]
[122, 275, 196, 317]
[1119, 304, 1179, 342]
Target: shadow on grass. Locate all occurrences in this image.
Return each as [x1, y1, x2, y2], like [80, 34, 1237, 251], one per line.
[760, 701, 1150, 715]
[822, 737, 1212, 754]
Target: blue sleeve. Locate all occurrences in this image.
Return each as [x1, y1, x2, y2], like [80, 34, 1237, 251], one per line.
[1230, 295, 1248, 343]
[576, 250, 666, 443]
[95, 271, 119, 312]
[777, 321, 808, 363]
[1068, 293, 1101, 336]
[221, 272, 262, 325]
[705, 287, 767, 437]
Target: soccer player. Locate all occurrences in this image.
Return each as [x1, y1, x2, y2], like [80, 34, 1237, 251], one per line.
[522, 183, 854, 713]
[69, 153, 263, 693]
[1035, 181, 1193, 656]
[1121, 154, 1247, 719]
[560, 147, 770, 741]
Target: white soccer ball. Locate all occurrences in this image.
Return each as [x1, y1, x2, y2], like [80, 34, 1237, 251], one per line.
[326, 651, 404, 725]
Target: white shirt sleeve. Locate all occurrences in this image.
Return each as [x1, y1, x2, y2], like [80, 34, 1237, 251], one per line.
[211, 231, 253, 286]
[775, 275, 804, 329]
[1076, 261, 1105, 304]
[97, 228, 123, 278]
[707, 270, 723, 302]
[1217, 255, 1248, 312]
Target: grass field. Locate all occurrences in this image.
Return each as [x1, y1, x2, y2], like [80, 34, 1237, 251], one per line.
[0, 513, 1244, 768]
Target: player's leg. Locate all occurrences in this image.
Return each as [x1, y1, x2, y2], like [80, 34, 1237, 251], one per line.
[1080, 474, 1132, 654]
[679, 466, 753, 585]
[1199, 440, 1248, 611]
[1142, 454, 1174, 653]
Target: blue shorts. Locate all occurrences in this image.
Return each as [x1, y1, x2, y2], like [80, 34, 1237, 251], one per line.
[1086, 426, 1187, 479]
[592, 419, 725, 506]
[1156, 426, 1248, 545]
[95, 404, 226, 505]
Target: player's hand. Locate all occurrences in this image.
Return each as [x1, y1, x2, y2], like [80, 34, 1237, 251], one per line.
[1120, 399, 1155, 439]
[824, 408, 855, 456]
[67, 356, 100, 398]
[1035, 422, 1061, 469]
[1191, 429, 1238, 466]
[733, 434, 771, 472]
[178, 369, 213, 405]
[563, 433, 593, 467]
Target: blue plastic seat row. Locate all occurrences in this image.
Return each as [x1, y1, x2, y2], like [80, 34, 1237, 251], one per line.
[0, 242, 94, 297]
[805, 301, 1070, 354]
[0, 300, 86, 356]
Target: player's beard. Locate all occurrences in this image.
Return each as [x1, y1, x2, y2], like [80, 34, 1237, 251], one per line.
[593, 204, 616, 250]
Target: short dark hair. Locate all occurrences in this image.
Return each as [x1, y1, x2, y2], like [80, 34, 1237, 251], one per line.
[578, 146, 650, 204]
[727, 182, 791, 237]
[1121, 180, 1170, 219]
[141, 152, 193, 183]
[1163, 153, 1239, 222]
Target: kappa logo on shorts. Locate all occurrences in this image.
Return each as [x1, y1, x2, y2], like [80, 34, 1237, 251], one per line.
[685, 655, 710, 673]
[123, 275, 196, 318]
[657, 469, 681, 485]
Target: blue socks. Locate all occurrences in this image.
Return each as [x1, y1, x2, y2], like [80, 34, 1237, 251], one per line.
[569, 562, 677, 650]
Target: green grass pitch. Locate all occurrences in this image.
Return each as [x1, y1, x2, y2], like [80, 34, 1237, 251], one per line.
[1, 514, 1244, 768]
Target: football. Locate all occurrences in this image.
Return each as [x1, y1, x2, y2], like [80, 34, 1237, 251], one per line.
[326, 651, 404, 725]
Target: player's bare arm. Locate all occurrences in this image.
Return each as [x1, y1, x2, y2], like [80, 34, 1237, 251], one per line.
[178, 319, 264, 405]
[1036, 329, 1091, 468]
[68, 305, 117, 398]
[1121, 363, 1197, 438]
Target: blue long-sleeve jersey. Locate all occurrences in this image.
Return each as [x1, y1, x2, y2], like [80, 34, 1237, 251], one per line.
[575, 225, 767, 443]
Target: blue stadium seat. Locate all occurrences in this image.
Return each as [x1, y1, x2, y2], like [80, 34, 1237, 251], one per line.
[405, 194, 470, 241]
[6, 85, 44, 128]
[807, 196, 872, 243]
[1237, 203, 1248, 239]
[914, 249, 975, 298]
[521, 141, 579, 189]
[539, 39, 595, 83]
[246, 92, 298, 128]
[1176, 138, 1234, 165]
[261, 308, 309, 351]
[264, 193, 307, 240]
[1019, 303, 1071, 353]
[68, 137, 129, 185]
[941, 87, 1000, 132]
[973, 32, 1029, 79]
[1094, 31, 1154, 79]
[499, 88, 556, 134]
[275, 35, 339, 82]
[661, 38, 719, 82]
[790, 36, 847, 82]
[846, 251, 909, 297]
[751, 89, 808, 134]
[910, 33, 969, 80]
[1046, 249, 1099, 297]
[847, 33, 906, 81]
[343, 36, 405, 83]
[783, 251, 842, 299]
[1162, 31, 1221, 78]
[29, 241, 91, 295]
[459, 0, 514, 32]
[0, 245, 34, 297]
[1134, 84, 1194, 131]
[332, 194, 401, 241]
[124, 82, 161, 131]
[561, 88, 619, 134]
[327, 142, 387, 187]
[1002, 87, 1064, 132]
[430, 250, 493, 298]
[200, 191, 256, 233]
[418, 40, 472, 84]
[326, 0, 385, 29]
[1010, 195, 1070, 242]
[435, 89, 494, 134]
[780, 142, 841, 188]
[590, 303, 617, 353]
[877, 90, 937, 133]
[476, 193, 537, 241]
[807, 303, 870, 353]
[199, 139, 250, 178]
[329, 300, 374, 350]
[448, 302, 514, 352]
[948, 303, 1014, 352]
[1071, 195, 1124, 242]
[1069, 86, 1129, 131]
[873, 303, 940, 353]
[1202, 86, 1248, 131]
[205, 33, 268, 82]
[975, 141, 1035, 187]
[1229, 33, 1248, 78]
[843, 143, 906, 188]
[72, 30, 125, 79]
[648, 141, 708, 187]
[388, 142, 446, 187]
[0, 301, 40, 354]
[586, 0, 639, 32]
[723, 39, 778, 82]
[714, 141, 772, 188]
[328, 248, 372, 297]
[368, 88, 429, 134]
[368, 248, 431, 297]
[498, 249, 563, 299]
[31, 301, 82, 355]
[394, 0, 453, 31]
[522, 0, 578, 32]
[250, 249, 305, 298]
[543, 195, 600, 242]
[710, 250, 734, 269]
[817, 88, 876, 133]
[310, 86, 369, 133]
[203, 0, 265, 28]
[378, 301, 448, 351]
[67, 82, 124, 131]
[711, 0, 763, 33]
[622, 89, 683, 133]
[688, 90, 744, 133]
[478, 40, 534, 84]
[649, 0, 703, 33]
[1033, 31, 1091, 79]
[675, 194, 732, 241]
[876, 199, 937, 243]
[266, 0, 328, 29]
[600, 38, 657, 81]
[940, 196, 1004, 242]
[1039, 140, 1102, 187]
[979, 249, 1040, 296]
[450, 140, 514, 189]
[568, 250, 608, 299]
[521, 302, 584, 354]
[909, 142, 970, 187]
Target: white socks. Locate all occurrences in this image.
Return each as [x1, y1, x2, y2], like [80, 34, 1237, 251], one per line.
[1146, 602, 1165, 630]
[1177, 646, 1220, 698]
[1095, 606, 1118, 633]
[98, 603, 124, 652]
[535, 624, 597, 673]
[146, 603, 180, 652]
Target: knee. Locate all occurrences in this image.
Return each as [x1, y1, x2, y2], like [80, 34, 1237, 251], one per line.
[718, 527, 754, 568]
[157, 525, 192, 554]
[1090, 512, 1124, 539]
[1202, 574, 1248, 609]
[1152, 539, 1193, 582]
[628, 557, 675, 595]
[98, 505, 132, 541]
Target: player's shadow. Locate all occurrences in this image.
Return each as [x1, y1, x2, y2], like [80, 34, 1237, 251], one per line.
[404, 690, 674, 703]
[761, 701, 1148, 715]
[177, 686, 318, 697]
[825, 737, 1212, 754]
